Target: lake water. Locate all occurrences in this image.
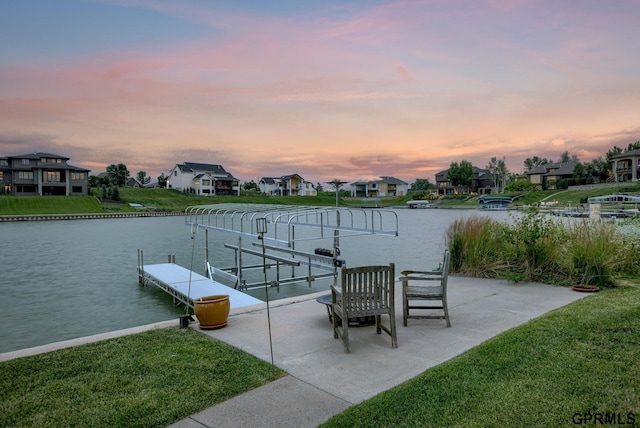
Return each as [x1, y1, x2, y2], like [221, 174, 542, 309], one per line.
[0, 208, 514, 354]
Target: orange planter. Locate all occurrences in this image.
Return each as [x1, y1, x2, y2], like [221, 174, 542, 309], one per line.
[194, 295, 230, 330]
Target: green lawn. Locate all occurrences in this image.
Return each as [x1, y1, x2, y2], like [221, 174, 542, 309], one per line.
[323, 284, 640, 427]
[0, 328, 285, 428]
[3, 184, 639, 216]
[0, 188, 408, 215]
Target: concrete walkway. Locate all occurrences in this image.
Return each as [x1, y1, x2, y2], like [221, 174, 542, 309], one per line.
[167, 277, 589, 428]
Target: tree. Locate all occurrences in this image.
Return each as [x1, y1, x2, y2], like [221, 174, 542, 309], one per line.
[410, 178, 433, 191]
[136, 170, 151, 185]
[242, 180, 258, 191]
[559, 151, 579, 163]
[157, 173, 168, 188]
[585, 157, 610, 182]
[606, 146, 623, 162]
[486, 157, 508, 191]
[573, 163, 587, 185]
[447, 160, 474, 192]
[327, 179, 347, 207]
[523, 156, 549, 171]
[106, 163, 130, 187]
[88, 175, 109, 188]
[315, 182, 324, 192]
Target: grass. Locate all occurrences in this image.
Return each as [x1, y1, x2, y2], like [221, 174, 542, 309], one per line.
[0, 328, 285, 428]
[0, 195, 108, 215]
[323, 284, 640, 427]
[2, 183, 639, 216]
[447, 212, 640, 287]
[0, 188, 410, 215]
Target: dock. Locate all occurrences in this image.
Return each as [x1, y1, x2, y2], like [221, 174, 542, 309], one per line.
[138, 262, 262, 309]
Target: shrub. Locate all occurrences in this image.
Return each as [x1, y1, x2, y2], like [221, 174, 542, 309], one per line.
[505, 180, 534, 192]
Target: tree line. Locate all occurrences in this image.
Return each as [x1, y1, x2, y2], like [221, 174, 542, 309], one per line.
[409, 141, 640, 193]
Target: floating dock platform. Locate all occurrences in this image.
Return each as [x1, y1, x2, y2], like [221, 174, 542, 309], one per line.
[138, 262, 262, 309]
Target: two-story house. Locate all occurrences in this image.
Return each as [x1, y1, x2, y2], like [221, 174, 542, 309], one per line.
[610, 149, 640, 182]
[166, 162, 239, 196]
[350, 176, 408, 197]
[434, 167, 492, 195]
[259, 174, 317, 196]
[0, 152, 90, 196]
[526, 162, 576, 190]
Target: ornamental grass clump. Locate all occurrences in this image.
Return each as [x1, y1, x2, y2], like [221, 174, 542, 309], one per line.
[615, 216, 640, 277]
[507, 212, 567, 283]
[563, 219, 623, 288]
[446, 216, 510, 278]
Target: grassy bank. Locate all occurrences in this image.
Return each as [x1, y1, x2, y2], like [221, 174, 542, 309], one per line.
[0, 328, 285, 428]
[0, 188, 410, 215]
[323, 284, 640, 427]
[2, 184, 638, 216]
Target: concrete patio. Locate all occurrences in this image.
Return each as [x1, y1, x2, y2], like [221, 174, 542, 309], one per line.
[169, 276, 590, 428]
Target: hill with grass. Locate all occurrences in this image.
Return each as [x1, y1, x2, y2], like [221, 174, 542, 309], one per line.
[1, 184, 639, 216]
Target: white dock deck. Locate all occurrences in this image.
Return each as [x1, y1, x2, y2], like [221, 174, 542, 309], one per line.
[139, 263, 262, 309]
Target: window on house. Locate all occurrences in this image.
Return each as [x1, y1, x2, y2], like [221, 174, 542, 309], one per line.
[43, 171, 61, 182]
[202, 179, 210, 186]
[17, 171, 34, 179]
[174, 171, 177, 176]
[72, 186, 83, 193]
[21, 159, 30, 165]
[0, 159, 7, 166]
[71, 172, 85, 180]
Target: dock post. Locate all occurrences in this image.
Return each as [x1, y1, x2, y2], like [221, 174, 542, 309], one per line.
[205, 229, 209, 275]
[138, 249, 145, 286]
[237, 237, 244, 290]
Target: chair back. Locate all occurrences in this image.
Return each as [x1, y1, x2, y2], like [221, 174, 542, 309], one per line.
[440, 250, 451, 292]
[340, 263, 395, 317]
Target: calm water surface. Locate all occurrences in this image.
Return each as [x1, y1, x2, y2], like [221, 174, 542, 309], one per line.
[0, 208, 513, 353]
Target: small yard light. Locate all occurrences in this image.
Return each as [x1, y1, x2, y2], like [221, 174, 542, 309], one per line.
[256, 216, 274, 364]
[256, 217, 267, 237]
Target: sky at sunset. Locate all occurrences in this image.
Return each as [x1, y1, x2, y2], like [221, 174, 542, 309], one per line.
[1, 0, 639, 185]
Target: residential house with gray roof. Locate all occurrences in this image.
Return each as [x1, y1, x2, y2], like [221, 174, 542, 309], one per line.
[526, 162, 576, 190]
[610, 149, 640, 182]
[0, 152, 89, 196]
[350, 176, 408, 197]
[259, 174, 316, 196]
[167, 162, 239, 196]
[434, 167, 493, 195]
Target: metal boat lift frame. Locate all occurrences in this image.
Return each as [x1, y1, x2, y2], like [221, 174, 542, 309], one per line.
[184, 204, 399, 291]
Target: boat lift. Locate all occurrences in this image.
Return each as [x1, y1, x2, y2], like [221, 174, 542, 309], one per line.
[184, 204, 399, 292]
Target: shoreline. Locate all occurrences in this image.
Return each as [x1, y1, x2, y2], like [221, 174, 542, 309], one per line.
[0, 211, 185, 222]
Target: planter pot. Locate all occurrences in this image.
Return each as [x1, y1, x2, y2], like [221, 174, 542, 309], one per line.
[571, 284, 600, 293]
[194, 295, 230, 330]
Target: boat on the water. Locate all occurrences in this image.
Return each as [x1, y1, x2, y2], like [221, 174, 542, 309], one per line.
[478, 196, 513, 210]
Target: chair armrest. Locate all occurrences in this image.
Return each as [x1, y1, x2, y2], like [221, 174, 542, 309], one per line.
[331, 285, 342, 298]
[401, 270, 442, 276]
